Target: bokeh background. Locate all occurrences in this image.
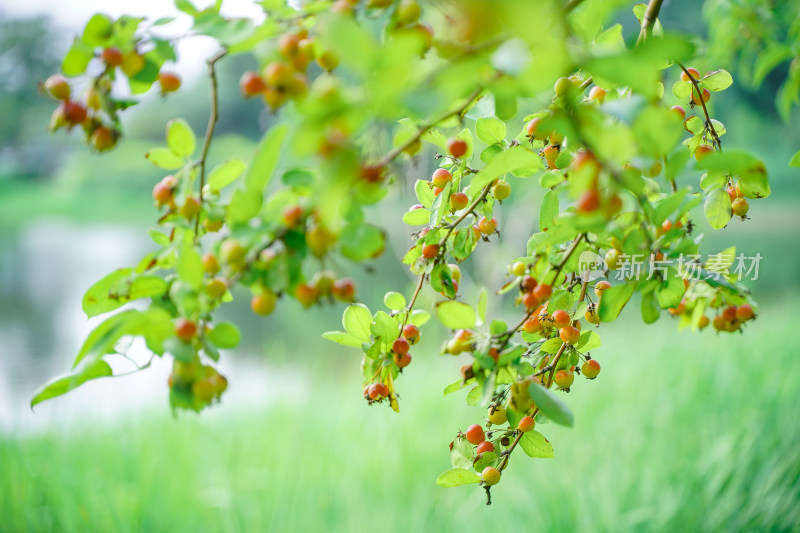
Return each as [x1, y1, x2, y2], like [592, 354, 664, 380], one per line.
[1, 1, 799, 531]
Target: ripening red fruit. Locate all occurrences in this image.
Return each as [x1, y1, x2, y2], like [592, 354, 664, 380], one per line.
[520, 276, 537, 293]
[577, 189, 600, 213]
[559, 325, 580, 345]
[192, 379, 216, 402]
[447, 138, 468, 158]
[278, 33, 301, 57]
[282, 205, 304, 227]
[552, 309, 571, 329]
[522, 315, 543, 334]
[721, 306, 737, 322]
[478, 217, 497, 235]
[582, 359, 600, 379]
[481, 466, 501, 486]
[526, 117, 549, 141]
[44, 74, 71, 100]
[240, 71, 267, 97]
[174, 318, 197, 342]
[588, 86, 606, 102]
[736, 304, 754, 321]
[403, 324, 420, 344]
[422, 243, 439, 259]
[158, 71, 182, 92]
[101, 47, 124, 67]
[732, 197, 749, 217]
[522, 291, 539, 310]
[476, 441, 494, 455]
[691, 88, 711, 105]
[392, 337, 410, 355]
[517, 416, 535, 432]
[202, 252, 220, 274]
[493, 181, 511, 201]
[543, 144, 559, 166]
[670, 105, 686, 120]
[450, 192, 468, 211]
[465, 424, 486, 445]
[316, 50, 339, 71]
[152, 176, 177, 207]
[62, 101, 87, 125]
[695, 145, 713, 161]
[368, 383, 389, 399]
[251, 291, 277, 316]
[594, 280, 611, 298]
[360, 165, 384, 184]
[681, 67, 700, 82]
[698, 315, 710, 330]
[332, 278, 356, 302]
[90, 126, 116, 152]
[713, 315, 727, 331]
[533, 283, 552, 302]
[295, 283, 318, 307]
[431, 168, 452, 188]
[394, 352, 412, 368]
[554, 369, 574, 388]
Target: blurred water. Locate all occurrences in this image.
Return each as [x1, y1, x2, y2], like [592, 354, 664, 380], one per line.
[0, 219, 306, 433]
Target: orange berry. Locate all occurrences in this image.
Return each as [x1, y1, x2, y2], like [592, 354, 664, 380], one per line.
[517, 416, 535, 432]
[559, 326, 580, 345]
[101, 47, 124, 67]
[431, 168, 452, 188]
[554, 369, 574, 388]
[447, 138, 468, 158]
[582, 359, 600, 379]
[158, 71, 182, 92]
[465, 424, 485, 445]
[681, 67, 700, 82]
[174, 318, 197, 342]
[476, 441, 494, 455]
[552, 309, 571, 329]
[240, 71, 267, 97]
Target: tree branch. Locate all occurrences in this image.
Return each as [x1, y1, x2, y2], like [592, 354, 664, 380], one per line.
[676, 61, 723, 150]
[636, 0, 664, 44]
[194, 48, 228, 239]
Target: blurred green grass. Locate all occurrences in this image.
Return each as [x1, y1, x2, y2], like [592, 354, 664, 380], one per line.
[2, 297, 799, 533]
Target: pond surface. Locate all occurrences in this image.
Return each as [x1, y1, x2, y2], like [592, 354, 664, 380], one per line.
[0, 219, 306, 433]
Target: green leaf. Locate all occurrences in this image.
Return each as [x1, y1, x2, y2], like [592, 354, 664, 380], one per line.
[471, 145, 542, 190]
[82, 13, 113, 46]
[383, 292, 407, 311]
[429, 182, 451, 227]
[414, 179, 435, 208]
[208, 322, 241, 349]
[340, 223, 385, 261]
[31, 358, 112, 409]
[597, 283, 634, 322]
[576, 330, 601, 351]
[477, 288, 488, 326]
[410, 310, 431, 327]
[177, 245, 203, 290]
[541, 338, 563, 354]
[82, 269, 168, 318]
[633, 105, 683, 158]
[656, 269, 685, 309]
[370, 311, 398, 345]
[641, 291, 660, 324]
[403, 208, 431, 226]
[74, 308, 173, 366]
[207, 159, 246, 191]
[146, 147, 185, 169]
[436, 468, 481, 488]
[343, 304, 372, 342]
[62, 39, 94, 76]
[475, 117, 507, 145]
[701, 69, 733, 91]
[790, 150, 800, 168]
[528, 382, 574, 427]
[245, 123, 288, 191]
[321, 331, 364, 348]
[166, 119, 196, 158]
[435, 301, 476, 330]
[174, 0, 198, 15]
[227, 189, 262, 224]
[539, 190, 559, 232]
[443, 379, 468, 396]
[519, 430, 555, 458]
[704, 188, 732, 229]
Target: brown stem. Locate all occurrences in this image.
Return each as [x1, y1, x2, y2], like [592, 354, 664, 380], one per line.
[194, 48, 228, 239]
[399, 273, 427, 332]
[552, 233, 586, 282]
[636, 0, 664, 44]
[438, 182, 494, 248]
[676, 61, 722, 150]
[377, 84, 486, 170]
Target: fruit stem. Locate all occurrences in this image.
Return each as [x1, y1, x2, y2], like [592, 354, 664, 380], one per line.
[399, 273, 427, 332]
[195, 48, 228, 240]
[438, 182, 494, 247]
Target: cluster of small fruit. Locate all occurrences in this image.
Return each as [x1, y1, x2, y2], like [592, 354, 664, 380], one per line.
[669, 298, 756, 333]
[167, 319, 228, 411]
[43, 46, 180, 152]
[239, 0, 431, 110]
[362, 324, 419, 403]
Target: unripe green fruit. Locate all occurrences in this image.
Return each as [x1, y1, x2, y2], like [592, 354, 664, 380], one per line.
[605, 248, 621, 270]
[192, 378, 216, 402]
[396, 0, 422, 25]
[488, 405, 507, 425]
[180, 197, 201, 219]
[220, 239, 246, 265]
[493, 181, 511, 201]
[44, 74, 71, 100]
[511, 262, 526, 277]
[582, 359, 600, 379]
[448, 264, 462, 283]
[202, 253, 220, 274]
[481, 466, 501, 486]
[90, 126, 116, 152]
[554, 77, 571, 97]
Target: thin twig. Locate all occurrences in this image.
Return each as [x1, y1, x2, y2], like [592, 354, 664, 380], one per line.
[676, 61, 722, 150]
[636, 0, 664, 44]
[195, 48, 228, 239]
